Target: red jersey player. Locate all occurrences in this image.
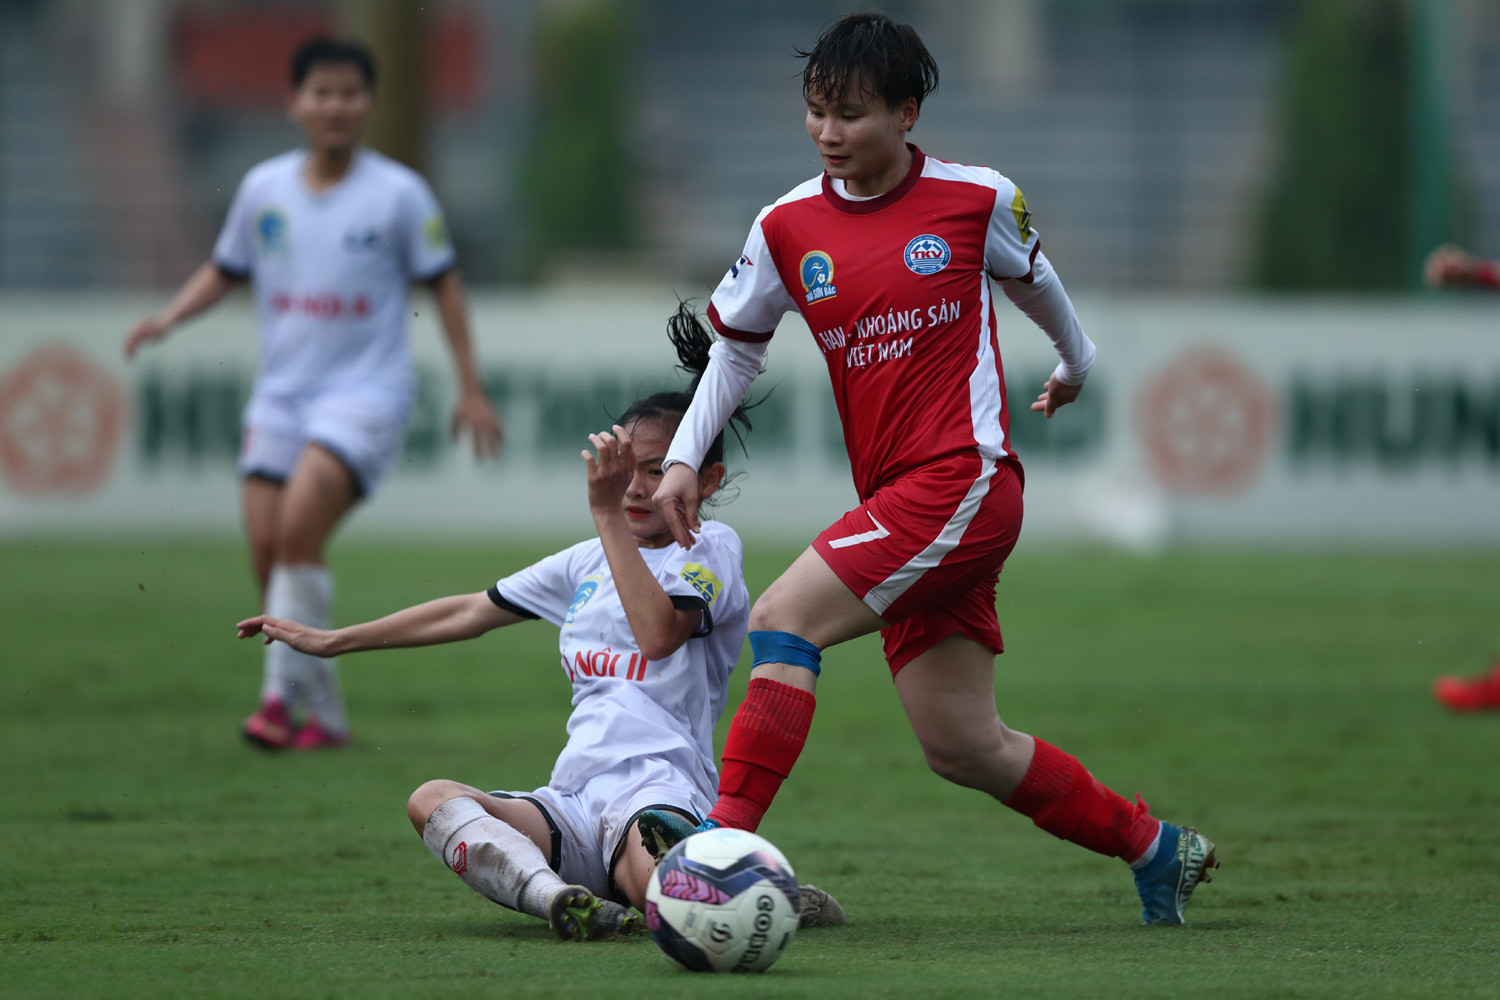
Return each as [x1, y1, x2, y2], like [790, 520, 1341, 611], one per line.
[638, 11, 1218, 926]
[1424, 244, 1500, 711]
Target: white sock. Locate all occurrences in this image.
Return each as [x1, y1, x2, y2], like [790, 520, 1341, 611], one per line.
[265, 563, 346, 733]
[259, 566, 298, 707]
[421, 796, 567, 919]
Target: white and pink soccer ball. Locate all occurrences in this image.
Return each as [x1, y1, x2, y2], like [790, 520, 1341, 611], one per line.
[644, 827, 800, 973]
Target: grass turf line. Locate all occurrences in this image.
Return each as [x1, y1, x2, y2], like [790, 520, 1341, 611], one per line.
[1, 540, 1497, 998]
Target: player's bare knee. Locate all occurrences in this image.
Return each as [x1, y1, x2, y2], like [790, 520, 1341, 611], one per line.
[747, 591, 795, 634]
[920, 742, 979, 787]
[249, 539, 275, 579]
[407, 779, 464, 833]
[918, 732, 1004, 791]
[272, 524, 326, 565]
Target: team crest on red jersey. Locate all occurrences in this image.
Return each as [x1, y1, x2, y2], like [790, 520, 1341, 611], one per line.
[903, 234, 951, 275]
[800, 250, 838, 304]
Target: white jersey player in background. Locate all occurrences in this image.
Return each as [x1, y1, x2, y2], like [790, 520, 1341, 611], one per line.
[124, 38, 503, 750]
[236, 305, 842, 939]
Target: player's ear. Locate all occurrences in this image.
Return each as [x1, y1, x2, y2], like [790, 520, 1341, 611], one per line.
[696, 462, 727, 502]
[898, 96, 919, 133]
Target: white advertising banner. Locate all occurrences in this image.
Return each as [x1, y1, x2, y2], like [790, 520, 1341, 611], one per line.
[2, 289, 1496, 545]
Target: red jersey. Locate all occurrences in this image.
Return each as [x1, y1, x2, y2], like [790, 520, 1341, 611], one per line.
[708, 146, 1043, 500]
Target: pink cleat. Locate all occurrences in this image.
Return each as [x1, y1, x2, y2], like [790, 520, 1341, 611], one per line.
[292, 718, 350, 750]
[243, 699, 294, 750]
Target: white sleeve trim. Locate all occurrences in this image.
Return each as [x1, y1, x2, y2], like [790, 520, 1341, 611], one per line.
[662, 337, 767, 472]
[999, 249, 1095, 386]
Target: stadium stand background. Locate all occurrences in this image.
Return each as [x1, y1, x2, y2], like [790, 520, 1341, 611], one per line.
[4, 0, 1498, 294]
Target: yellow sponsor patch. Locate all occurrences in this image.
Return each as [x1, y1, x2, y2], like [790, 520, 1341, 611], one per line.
[681, 563, 722, 605]
[1011, 187, 1034, 241]
[424, 215, 449, 251]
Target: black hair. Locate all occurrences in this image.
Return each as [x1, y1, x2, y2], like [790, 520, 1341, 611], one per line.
[618, 301, 760, 509]
[290, 37, 377, 90]
[798, 10, 938, 114]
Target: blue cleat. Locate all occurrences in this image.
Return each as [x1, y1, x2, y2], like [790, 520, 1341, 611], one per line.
[638, 809, 717, 861]
[1133, 822, 1218, 925]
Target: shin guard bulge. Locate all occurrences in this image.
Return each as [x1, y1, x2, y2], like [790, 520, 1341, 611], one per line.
[421, 796, 563, 917]
[709, 677, 817, 832]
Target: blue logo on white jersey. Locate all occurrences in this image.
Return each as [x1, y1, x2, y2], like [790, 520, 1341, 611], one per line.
[904, 234, 951, 274]
[730, 254, 753, 278]
[564, 575, 602, 624]
[800, 250, 837, 304]
[256, 209, 289, 254]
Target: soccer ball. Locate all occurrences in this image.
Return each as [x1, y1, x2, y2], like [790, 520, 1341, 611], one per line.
[644, 827, 801, 973]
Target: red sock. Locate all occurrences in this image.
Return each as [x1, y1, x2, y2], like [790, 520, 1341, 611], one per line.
[1002, 739, 1159, 863]
[707, 678, 816, 832]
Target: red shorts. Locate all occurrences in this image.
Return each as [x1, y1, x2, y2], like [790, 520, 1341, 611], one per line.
[812, 454, 1024, 675]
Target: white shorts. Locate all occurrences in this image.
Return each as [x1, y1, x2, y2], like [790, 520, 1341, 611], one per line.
[492, 755, 712, 904]
[240, 387, 412, 497]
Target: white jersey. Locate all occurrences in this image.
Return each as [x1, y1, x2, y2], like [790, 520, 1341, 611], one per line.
[491, 520, 750, 802]
[212, 148, 456, 398]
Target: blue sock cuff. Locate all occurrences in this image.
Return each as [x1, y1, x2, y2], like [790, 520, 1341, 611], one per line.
[748, 630, 822, 677]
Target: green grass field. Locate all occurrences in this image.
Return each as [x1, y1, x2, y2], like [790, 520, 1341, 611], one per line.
[3, 538, 1498, 998]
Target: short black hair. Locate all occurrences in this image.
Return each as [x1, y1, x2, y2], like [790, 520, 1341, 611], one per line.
[799, 10, 938, 113]
[290, 37, 377, 90]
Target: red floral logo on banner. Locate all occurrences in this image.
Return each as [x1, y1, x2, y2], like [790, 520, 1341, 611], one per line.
[0, 345, 126, 496]
[1135, 347, 1277, 494]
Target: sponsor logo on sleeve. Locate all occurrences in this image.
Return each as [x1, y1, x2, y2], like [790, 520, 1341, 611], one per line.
[903, 234, 951, 274]
[424, 215, 450, 251]
[680, 563, 722, 605]
[1011, 188, 1034, 241]
[564, 575, 602, 624]
[729, 254, 754, 278]
[800, 250, 837, 304]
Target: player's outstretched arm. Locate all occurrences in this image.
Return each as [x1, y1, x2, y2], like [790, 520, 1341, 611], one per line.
[428, 268, 505, 458]
[124, 261, 239, 359]
[235, 591, 520, 656]
[585, 426, 703, 659]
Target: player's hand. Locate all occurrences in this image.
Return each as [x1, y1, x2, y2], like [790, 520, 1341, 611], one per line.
[451, 390, 504, 459]
[235, 614, 338, 656]
[583, 425, 635, 517]
[1424, 244, 1481, 288]
[124, 315, 172, 360]
[1030, 375, 1082, 419]
[654, 462, 701, 549]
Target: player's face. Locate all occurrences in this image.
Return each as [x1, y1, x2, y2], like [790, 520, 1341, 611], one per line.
[805, 84, 919, 198]
[289, 63, 373, 154]
[621, 417, 678, 548]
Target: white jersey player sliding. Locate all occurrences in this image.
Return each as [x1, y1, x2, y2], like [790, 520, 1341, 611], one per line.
[236, 305, 843, 940]
[124, 38, 503, 750]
